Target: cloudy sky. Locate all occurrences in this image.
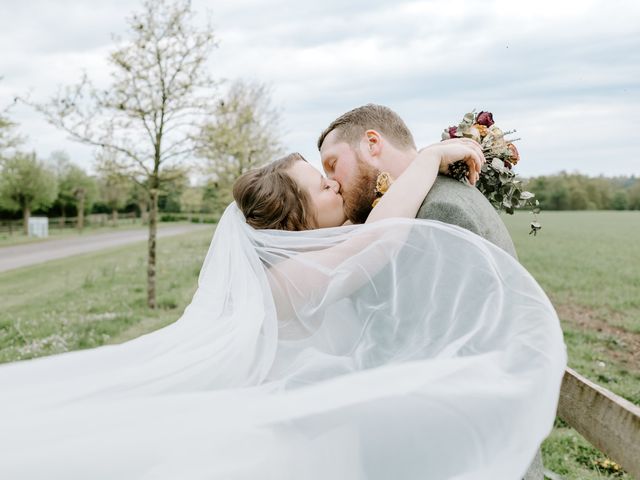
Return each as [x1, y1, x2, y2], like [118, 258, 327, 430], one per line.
[1, 0, 638, 177]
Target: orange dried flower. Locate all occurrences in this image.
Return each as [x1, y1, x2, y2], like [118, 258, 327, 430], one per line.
[475, 124, 489, 138]
[507, 143, 520, 165]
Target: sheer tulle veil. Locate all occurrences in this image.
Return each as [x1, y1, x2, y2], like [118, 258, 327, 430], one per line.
[0, 203, 566, 480]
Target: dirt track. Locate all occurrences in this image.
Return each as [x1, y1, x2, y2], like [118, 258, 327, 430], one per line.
[0, 224, 211, 273]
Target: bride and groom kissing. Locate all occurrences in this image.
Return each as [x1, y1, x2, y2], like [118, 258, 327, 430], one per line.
[233, 103, 543, 479]
[0, 104, 563, 479]
[235, 103, 517, 258]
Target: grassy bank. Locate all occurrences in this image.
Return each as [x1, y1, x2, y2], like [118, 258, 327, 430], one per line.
[0, 228, 213, 363]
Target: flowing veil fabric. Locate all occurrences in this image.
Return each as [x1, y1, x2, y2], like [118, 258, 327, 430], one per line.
[0, 203, 566, 479]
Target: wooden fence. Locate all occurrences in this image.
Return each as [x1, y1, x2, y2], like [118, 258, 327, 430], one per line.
[558, 368, 640, 478]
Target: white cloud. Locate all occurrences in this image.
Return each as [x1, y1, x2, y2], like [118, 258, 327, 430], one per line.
[0, 0, 638, 177]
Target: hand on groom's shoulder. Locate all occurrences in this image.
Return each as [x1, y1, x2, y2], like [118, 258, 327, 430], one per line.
[416, 175, 518, 259]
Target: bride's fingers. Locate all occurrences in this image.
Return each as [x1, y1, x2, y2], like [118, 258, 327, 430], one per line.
[464, 149, 483, 185]
[440, 138, 485, 165]
[444, 137, 484, 157]
[465, 156, 478, 185]
[467, 147, 484, 174]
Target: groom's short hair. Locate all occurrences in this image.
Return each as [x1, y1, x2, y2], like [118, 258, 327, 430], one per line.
[318, 104, 416, 151]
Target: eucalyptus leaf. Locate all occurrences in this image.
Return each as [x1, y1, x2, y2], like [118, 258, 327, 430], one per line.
[462, 112, 475, 125]
[520, 191, 534, 200]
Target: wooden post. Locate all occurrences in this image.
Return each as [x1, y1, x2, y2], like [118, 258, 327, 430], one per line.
[557, 368, 640, 478]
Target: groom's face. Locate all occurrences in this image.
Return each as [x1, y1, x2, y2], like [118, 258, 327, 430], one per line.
[321, 130, 379, 223]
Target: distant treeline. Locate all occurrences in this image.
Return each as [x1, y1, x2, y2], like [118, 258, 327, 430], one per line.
[525, 173, 640, 211]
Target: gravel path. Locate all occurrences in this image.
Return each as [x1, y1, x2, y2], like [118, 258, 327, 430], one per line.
[0, 224, 212, 273]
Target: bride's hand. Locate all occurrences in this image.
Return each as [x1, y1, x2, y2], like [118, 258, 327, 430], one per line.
[419, 139, 485, 186]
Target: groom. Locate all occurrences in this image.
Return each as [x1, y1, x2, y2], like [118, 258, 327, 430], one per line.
[318, 104, 517, 257]
[318, 104, 544, 480]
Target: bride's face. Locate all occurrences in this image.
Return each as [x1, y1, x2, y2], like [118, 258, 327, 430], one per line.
[288, 160, 347, 228]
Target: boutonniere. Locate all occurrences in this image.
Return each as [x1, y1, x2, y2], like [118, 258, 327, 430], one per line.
[372, 172, 394, 208]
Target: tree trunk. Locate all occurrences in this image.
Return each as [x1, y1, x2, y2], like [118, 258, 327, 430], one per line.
[147, 188, 158, 309]
[111, 209, 118, 227]
[22, 205, 30, 235]
[77, 192, 85, 232]
[61, 206, 66, 229]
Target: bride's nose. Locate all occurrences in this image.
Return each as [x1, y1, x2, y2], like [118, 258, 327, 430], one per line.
[328, 178, 340, 193]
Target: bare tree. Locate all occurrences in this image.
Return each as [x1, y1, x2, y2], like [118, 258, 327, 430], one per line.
[33, 0, 218, 308]
[0, 112, 21, 157]
[197, 80, 283, 212]
[0, 83, 23, 157]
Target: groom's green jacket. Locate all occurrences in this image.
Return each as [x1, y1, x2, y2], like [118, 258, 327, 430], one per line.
[417, 175, 517, 258]
[417, 175, 546, 480]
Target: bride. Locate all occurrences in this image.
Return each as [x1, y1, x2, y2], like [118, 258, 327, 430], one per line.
[0, 141, 566, 480]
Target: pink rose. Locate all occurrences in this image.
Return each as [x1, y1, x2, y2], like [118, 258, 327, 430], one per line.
[476, 111, 494, 127]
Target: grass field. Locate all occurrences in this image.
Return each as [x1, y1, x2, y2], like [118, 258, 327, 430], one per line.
[0, 228, 213, 362]
[0, 211, 638, 479]
[503, 210, 640, 480]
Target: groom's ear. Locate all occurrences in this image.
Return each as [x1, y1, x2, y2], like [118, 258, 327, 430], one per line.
[364, 129, 383, 158]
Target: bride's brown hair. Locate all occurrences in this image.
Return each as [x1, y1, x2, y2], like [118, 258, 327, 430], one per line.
[233, 153, 316, 230]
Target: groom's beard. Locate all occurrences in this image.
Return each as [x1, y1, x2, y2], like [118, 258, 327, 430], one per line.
[342, 154, 379, 224]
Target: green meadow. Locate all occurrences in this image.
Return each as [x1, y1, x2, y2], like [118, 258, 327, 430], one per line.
[504, 210, 640, 480]
[0, 229, 213, 363]
[0, 211, 638, 479]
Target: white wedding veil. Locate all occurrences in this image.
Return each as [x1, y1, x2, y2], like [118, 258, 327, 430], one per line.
[0, 203, 566, 480]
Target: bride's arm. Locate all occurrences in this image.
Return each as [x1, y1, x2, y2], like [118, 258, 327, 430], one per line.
[365, 142, 484, 223]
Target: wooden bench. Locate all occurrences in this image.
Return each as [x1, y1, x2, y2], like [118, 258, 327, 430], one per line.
[557, 368, 640, 478]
